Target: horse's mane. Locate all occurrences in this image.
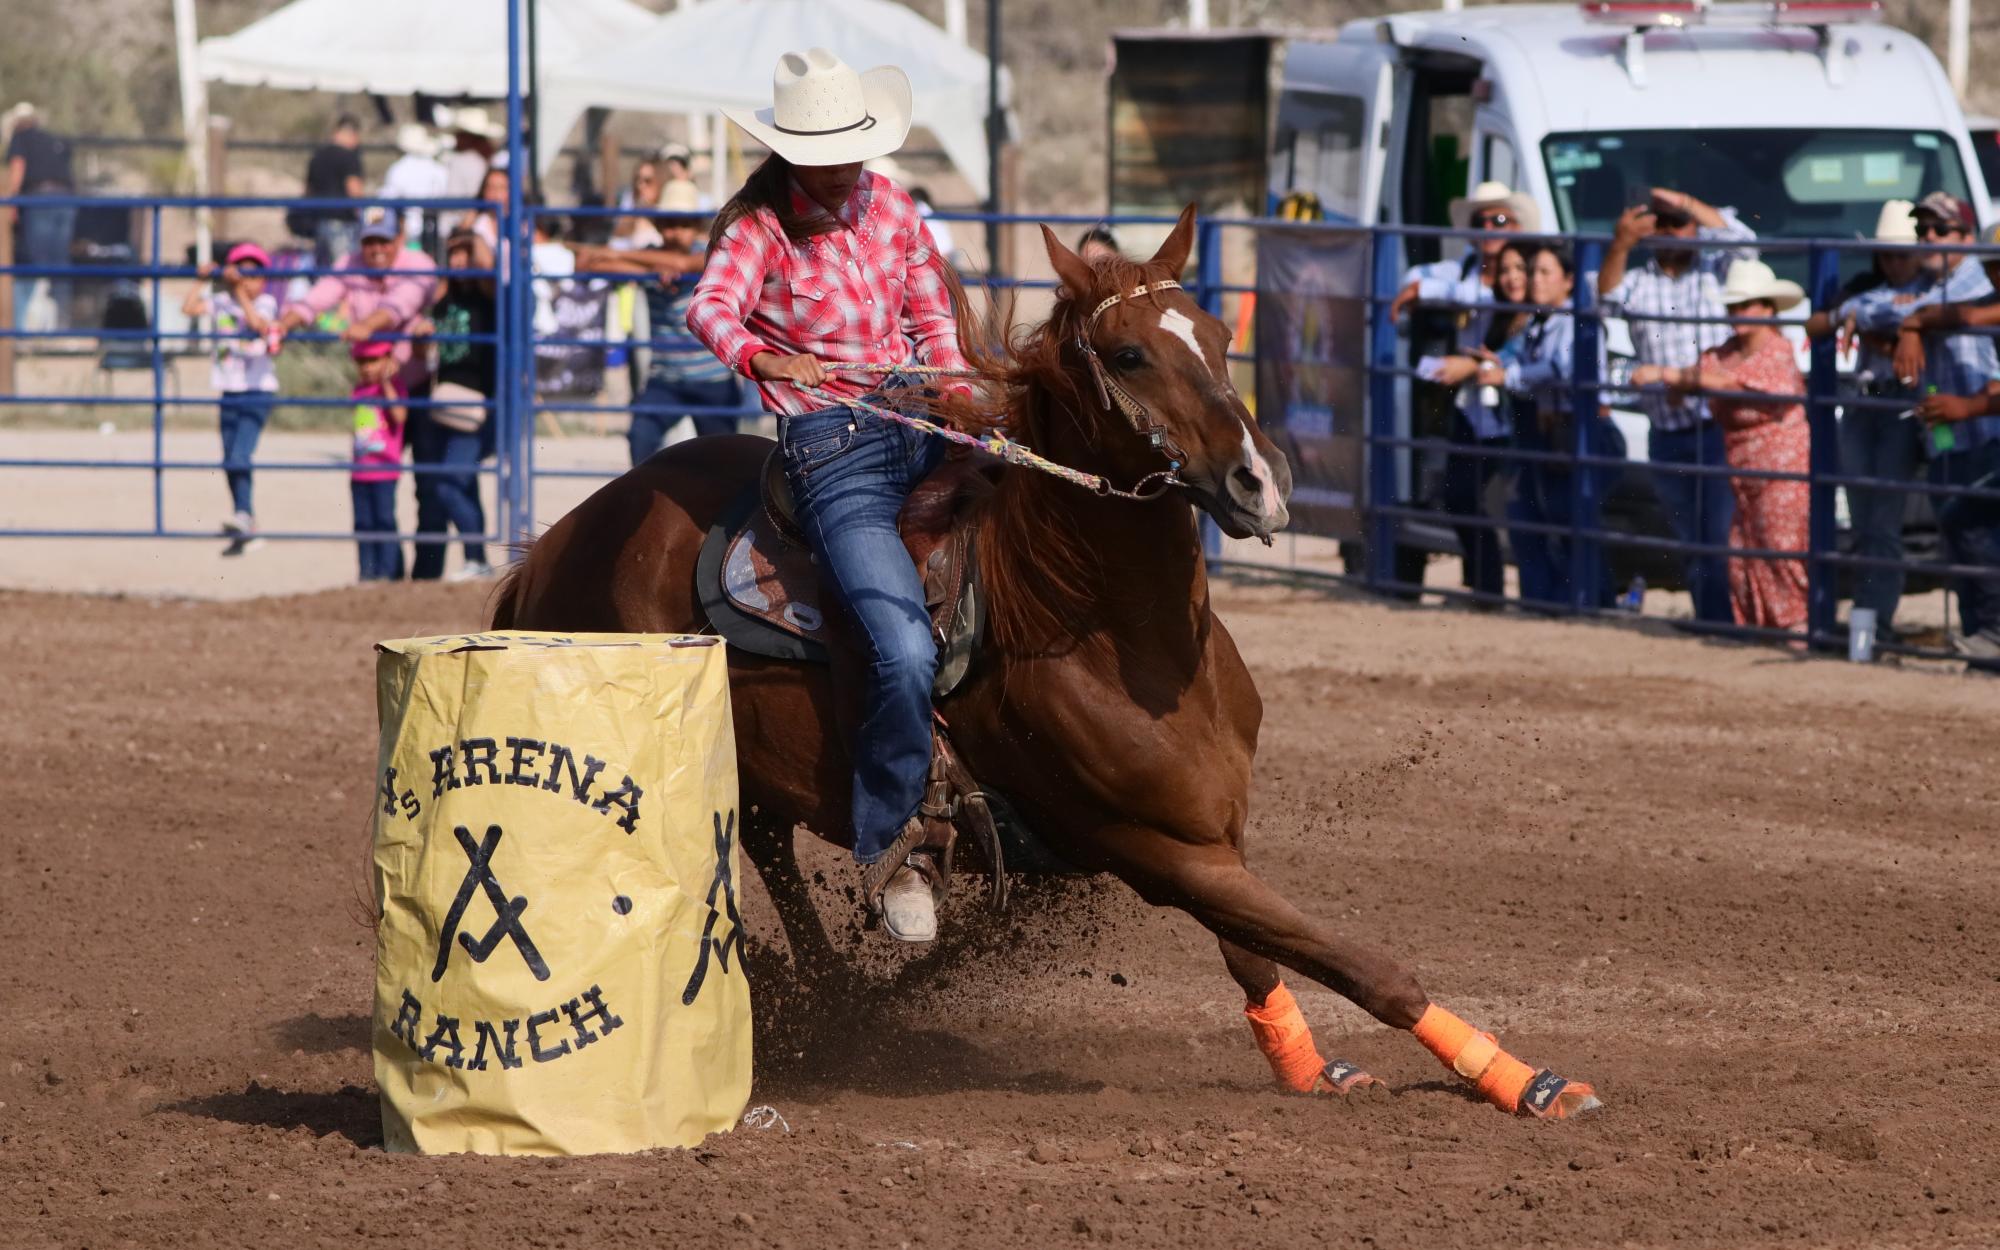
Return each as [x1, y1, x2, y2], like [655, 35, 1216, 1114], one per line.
[927, 252, 1181, 656]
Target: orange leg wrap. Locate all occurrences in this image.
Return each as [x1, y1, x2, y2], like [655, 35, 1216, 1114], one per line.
[1244, 982, 1327, 1093]
[1412, 1003, 1533, 1113]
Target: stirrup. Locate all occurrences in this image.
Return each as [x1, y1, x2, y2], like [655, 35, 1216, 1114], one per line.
[859, 818, 929, 914]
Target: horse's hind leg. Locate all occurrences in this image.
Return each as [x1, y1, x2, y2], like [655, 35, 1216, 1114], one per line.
[1219, 938, 1385, 1096]
[1106, 830, 1599, 1120]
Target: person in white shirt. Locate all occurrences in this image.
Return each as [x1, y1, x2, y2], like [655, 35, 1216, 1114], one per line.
[181, 242, 282, 553]
[378, 124, 449, 248]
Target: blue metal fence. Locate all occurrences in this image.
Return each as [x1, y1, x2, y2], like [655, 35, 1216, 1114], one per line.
[4, 180, 1998, 659]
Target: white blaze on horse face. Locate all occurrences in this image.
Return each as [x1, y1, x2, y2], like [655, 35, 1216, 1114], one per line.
[1237, 421, 1284, 520]
[1156, 307, 1216, 378]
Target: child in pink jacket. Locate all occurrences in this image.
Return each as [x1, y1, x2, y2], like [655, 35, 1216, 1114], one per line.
[350, 337, 406, 581]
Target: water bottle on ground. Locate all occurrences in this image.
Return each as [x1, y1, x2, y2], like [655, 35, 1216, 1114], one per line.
[1620, 576, 1645, 613]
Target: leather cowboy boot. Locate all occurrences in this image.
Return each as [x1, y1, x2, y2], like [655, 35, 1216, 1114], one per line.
[877, 838, 941, 943]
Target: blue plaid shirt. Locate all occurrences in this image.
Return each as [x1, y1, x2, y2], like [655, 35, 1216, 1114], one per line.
[1850, 258, 2000, 446]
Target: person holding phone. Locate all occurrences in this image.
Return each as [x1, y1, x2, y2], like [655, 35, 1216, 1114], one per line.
[1599, 187, 1758, 625]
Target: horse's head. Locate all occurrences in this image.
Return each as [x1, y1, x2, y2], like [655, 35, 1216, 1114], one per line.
[1040, 206, 1292, 542]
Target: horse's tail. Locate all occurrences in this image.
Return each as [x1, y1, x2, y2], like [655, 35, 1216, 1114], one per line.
[485, 542, 535, 629]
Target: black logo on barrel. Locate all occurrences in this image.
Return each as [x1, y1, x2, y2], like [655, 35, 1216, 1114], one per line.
[432, 823, 551, 983]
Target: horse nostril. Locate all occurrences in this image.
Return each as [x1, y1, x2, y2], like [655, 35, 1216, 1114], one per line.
[1231, 465, 1262, 499]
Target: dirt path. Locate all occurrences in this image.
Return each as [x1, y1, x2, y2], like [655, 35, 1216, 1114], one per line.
[2, 579, 1994, 1248]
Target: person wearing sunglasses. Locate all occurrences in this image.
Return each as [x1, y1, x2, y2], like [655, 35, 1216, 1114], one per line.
[1391, 182, 1537, 601]
[1598, 186, 1759, 626]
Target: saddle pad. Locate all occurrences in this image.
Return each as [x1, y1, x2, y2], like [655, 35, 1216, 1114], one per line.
[696, 484, 830, 665]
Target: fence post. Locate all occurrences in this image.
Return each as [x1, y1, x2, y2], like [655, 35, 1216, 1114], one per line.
[1197, 216, 1224, 560]
[1365, 227, 1400, 591]
[1568, 238, 1606, 613]
[504, 0, 533, 548]
[150, 204, 166, 536]
[1805, 241, 1841, 647]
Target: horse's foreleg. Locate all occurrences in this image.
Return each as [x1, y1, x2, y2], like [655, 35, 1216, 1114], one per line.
[741, 815, 849, 989]
[1110, 832, 1599, 1120]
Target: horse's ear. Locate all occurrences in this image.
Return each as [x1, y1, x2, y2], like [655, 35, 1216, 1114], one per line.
[1042, 223, 1096, 302]
[1150, 204, 1198, 276]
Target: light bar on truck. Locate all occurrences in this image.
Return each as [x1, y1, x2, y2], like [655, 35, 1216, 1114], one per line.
[1765, 1, 1882, 23]
[1579, 1, 1707, 27]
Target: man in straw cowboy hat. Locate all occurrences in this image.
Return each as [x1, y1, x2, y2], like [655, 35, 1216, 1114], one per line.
[1599, 186, 1759, 626]
[688, 48, 973, 941]
[1803, 200, 1927, 637]
[1386, 181, 1535, 602]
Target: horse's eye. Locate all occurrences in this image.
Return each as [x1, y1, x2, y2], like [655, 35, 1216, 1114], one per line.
[1110, 347, 1145, 371]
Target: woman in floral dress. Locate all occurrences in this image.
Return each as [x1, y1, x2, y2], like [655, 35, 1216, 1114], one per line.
[1632, 260, 1809, 632]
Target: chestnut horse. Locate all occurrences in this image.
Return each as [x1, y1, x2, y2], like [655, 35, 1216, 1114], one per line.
[492, 210, 1598, 1118]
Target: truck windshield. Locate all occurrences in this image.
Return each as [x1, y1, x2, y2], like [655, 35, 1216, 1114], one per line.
[1543, 129, 1973, 279]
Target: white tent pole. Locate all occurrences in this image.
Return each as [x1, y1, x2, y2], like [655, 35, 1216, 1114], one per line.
[944, 0, 967, 43]
[678, 0, 705, 185]
[1188, 0, 1209, 30]
[1948, 0, 1970, 100]
[711, 111, 729, 205]
[173, 0, 213, 262]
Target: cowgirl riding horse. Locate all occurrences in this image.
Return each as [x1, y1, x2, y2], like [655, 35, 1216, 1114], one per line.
[688, 48, 970, 942]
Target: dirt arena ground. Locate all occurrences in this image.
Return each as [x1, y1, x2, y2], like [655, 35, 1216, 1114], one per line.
[2, 577, 1996, 1248]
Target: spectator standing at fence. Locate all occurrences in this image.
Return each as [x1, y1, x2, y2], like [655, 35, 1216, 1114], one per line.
[628, 181, 740, 462]
[378, 124, 448, 251]
[4, 102, 77, 330]
[1599, 187, 1758, 625]
[1421, 237, 1536, 600]
[1804, 200, 1927, 637]
[349, 337, 407, 582]
[1500, 245, 1625, 608]
[1395, 183, 1532, 601]
[612, 158, 666, 251]
[411, 228, 496, 581]
[1077, 225, 1121, 266]
[181, 243, 281, 556]
[1635, 260, 1809, 634]
[277, 215, 437, 402]
[466, 166, 510, 254]
[438, 108, 500, 236]
[298, 115, 366, 269]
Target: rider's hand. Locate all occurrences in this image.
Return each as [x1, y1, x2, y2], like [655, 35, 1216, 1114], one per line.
[749, 351, 828, 388]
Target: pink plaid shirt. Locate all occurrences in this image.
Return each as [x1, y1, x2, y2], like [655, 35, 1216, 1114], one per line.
[686, 171, 968, 416]
[295, 250, 439, 391]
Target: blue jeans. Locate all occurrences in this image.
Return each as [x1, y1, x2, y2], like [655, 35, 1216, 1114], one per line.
[628, 375, 744, 466]
[217, 390, 273, 516]
[1930, 441, 2000, 639]
[351, 480, 404, 581]
[17, 202, 75, 327]
[1649, 423, 1736, 623]
[1839, 406, 1920, 626]
[783, 396, 944, 864]
[408, 409, 488, 579]
[1510, 417, 1625, 610]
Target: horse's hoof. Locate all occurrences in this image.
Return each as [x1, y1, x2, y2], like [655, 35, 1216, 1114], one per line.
[1518, 1069, 1602, 1120]
[1315, 1058, 1385, 1097]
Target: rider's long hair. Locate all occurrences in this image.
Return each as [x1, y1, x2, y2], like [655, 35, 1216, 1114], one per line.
[707, 154, 842, 251]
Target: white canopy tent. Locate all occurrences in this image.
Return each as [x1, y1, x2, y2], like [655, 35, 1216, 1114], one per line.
[196, 0, 657, 175]
[546, 0, 1014, 201]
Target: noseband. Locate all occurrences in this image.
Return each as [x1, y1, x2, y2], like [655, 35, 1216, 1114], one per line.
[1073, 278, 1189, 500]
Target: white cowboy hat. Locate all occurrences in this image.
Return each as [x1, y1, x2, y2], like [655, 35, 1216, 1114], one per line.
[657, 179, 702, 213]
[1871, 199, 1917, 244]
[1719, 259, 1805, 311]
[1449, 180, 1542, 233]
[395, 123, 439, 159]
[723, 48, 912, 168]
[445, 106, 504, 141]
